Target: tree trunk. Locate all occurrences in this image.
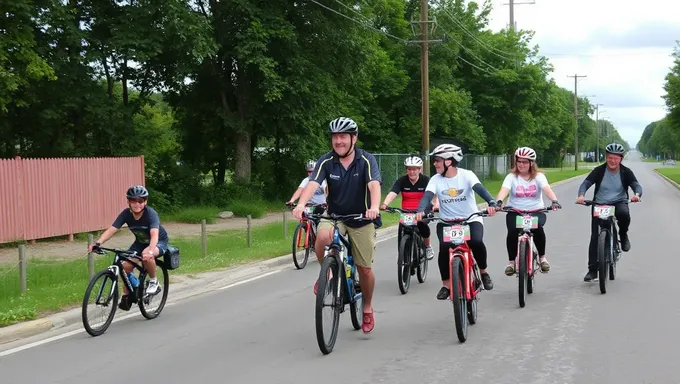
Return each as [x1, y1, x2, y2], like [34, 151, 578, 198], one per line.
[234, 133, 251, 183]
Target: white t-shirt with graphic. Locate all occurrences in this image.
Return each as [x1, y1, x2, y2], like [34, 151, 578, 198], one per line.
[299, 177, 327, 205]
[425, 169, 483, 224]
[502, 172, 549, 210]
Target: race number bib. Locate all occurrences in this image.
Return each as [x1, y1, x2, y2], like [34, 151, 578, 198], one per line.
[443, 225, 470, 244]
[593, 205, 615, 219]
[304, 206, 314, 215]
[400, 213, 416, 225]
[515, 215, 538, 230]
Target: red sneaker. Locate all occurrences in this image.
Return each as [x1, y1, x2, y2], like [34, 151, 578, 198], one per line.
[362, 311, 374, 334]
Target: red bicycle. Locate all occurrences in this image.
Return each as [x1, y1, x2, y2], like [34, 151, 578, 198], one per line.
[286, 202, 326, 269]
[430, 211, 489, 343]
[499, 206, 554, 308]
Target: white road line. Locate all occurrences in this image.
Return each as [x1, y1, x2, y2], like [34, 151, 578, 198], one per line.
[216, 270, 282, 290]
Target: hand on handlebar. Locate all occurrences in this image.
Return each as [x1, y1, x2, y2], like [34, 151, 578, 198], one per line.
[292, 205, 305, 219]
[631, 194, 641, 203]
[575, 195, 585, 205]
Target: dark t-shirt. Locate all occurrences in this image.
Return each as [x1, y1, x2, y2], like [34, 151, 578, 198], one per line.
[390, 174, 431, 210]
[112, 206, 168, 244]
[310, 148, 382, 228]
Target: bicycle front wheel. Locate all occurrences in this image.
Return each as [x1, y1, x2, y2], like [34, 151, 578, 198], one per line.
[397, 234, 412, 294]
[598, 230, 609, 294]
[82, 270, 119, 337]
[416, 235, 428, 283]
[292, 223, 309, 269]
[315, 255, 341, 354]
[450, 256, 468, 343]
[518, 241, 528, 308]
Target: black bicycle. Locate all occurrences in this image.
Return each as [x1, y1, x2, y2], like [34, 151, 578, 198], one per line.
[305, 211, 367, 355]
[81, 245, 179, 336]
[384, 207, 432, 294]
[578, 200, 628, 294]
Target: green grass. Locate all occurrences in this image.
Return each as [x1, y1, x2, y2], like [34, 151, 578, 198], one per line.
[656, 167, 680, 183]
[162, 200, 286, 224]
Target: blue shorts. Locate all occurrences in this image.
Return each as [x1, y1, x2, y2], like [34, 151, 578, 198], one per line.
[128, 241, 168, 257]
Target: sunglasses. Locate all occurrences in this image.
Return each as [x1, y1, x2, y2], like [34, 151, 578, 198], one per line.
[128, 198, 147, 204]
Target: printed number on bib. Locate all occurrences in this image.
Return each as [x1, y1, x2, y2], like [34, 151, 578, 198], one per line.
[400, 213, 416, 225]
[304, 206, 314, 215]
[515, 215, 538, 229]
[443, 225, 470, 244]
[593, 205, 615, 219]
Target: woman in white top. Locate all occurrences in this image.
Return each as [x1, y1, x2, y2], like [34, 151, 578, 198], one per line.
[416, 144, 498, 300]
[495, 147, 561, 276]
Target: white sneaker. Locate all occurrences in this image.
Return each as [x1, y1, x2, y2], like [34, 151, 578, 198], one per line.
[426, 246, 435, 260]
[146, 279, 161, 295]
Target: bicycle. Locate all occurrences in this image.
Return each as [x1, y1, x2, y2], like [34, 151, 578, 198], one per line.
[429, 211, 489, 343]
[383, 207, 432, 294]
[499, 206, 554, 308]
[286, 202, 327, 269]
[578, 199, 632, 294]
[81, 245, 179, 336]
[305, 211, 367, 355]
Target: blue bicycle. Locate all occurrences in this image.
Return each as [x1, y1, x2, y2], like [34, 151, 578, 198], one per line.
[306, 212, 366, 355]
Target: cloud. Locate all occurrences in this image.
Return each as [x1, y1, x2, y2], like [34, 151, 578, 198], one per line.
[483, 0, 679, 144]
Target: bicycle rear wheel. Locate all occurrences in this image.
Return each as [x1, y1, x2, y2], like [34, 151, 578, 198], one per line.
[315, 255, 341, 354]
[82, 270, 119, 337]
[292, 223, 309, 269]
[397, 234, 412, 294]
[598, 230, 609, 294]
[348, 270, 362, 330]
[450, 256, 468, 343]
[138, 262, 170, 319]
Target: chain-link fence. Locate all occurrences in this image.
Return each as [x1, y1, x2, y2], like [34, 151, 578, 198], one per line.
[373, 153, 511, 189]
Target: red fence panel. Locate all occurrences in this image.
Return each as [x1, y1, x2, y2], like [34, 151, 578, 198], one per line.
[0, 156, 145, 243]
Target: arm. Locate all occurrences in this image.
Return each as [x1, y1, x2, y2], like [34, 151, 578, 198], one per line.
[95, 226, 119, 245]
[364, 153, 383, 217]
[577, 169, 599, 197]
[472, 183, 497, 206]
[288, 187, 304, 203]
[368, 180, 381, 211]
[496, 174, 513, 203]
[296, 181, 321, 207]
[381, 179, 402, 208]
[537, 173, 559, 202]
[629, 171, 643, 197]
[417, 191, 436, 212]
[297, 160, 327, 207]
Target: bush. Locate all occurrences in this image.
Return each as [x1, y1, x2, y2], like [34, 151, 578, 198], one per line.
[227, 199, 267, 218]
[164, 205, 220, 224]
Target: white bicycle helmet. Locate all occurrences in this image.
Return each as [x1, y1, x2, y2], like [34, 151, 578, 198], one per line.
[605, 142, 625, 156]
[515, 147, 537, 161]
[430, 144, 464, 162]
[328, 117, 359, 135]
[305, 160, 316, 171]
[404, 156, 423, 167]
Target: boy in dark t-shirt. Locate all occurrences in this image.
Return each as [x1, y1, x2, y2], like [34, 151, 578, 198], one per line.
[88, 185, 168, 310]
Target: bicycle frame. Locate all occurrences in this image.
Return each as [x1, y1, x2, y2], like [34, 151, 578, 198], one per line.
[580, 200, 622, 264]
[500, 206, 553, 276]
[288, 203, 326, 248]
[92, 246, 150, 300]
[430, 211, 488, 301]
[306, 212, 366, 304]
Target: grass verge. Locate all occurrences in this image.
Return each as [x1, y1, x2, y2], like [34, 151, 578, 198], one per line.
[655, 167, 680, 183]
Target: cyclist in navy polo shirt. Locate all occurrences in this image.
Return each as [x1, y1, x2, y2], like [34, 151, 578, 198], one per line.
[292, 117, 381, 334]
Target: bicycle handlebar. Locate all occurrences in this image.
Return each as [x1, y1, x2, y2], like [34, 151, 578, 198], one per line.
[91, 245, 140, 258]
[306, 212, 367, 221]
[578, 199, 639, 207]
[498, 206, 555, 214]
[285, 202, 327, 209]
[426, 210, 490, 224]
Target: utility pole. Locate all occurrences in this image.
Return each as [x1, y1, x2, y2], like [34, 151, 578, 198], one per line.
[567, 73, 587, 170]
[409, 0, 442, 176]
[594, 103, 604, 162]
[504, 0, 536, 32]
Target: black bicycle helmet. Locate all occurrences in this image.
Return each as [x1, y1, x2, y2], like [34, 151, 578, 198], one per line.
[126, 185, 149, 199]
[328, 117, 359, 135]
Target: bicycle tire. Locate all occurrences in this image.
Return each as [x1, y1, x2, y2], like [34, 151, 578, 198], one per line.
[348, 271, 362, 331]
[451, 256, 468, 343]
[518, 241, 528, 308]
[527, 248, 538, 294]
[315, 256, 341, 355]
[82, 270, 119, 337]
[467, 266, 478, 325]
[138, 262, 170, 320]
[397, 235, 412, 294]
[292, 223, 308, 269]
[416, 235, 428, 283]
[598, 229, 609, 294]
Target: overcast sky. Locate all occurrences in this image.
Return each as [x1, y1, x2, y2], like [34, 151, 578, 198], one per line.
[484, 0, 679, 146]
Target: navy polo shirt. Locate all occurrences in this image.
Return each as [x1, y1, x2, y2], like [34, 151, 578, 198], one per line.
[310, 148, 382, 228]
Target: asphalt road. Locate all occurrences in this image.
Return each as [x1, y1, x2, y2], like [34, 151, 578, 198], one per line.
[2, 152, 679, 384]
